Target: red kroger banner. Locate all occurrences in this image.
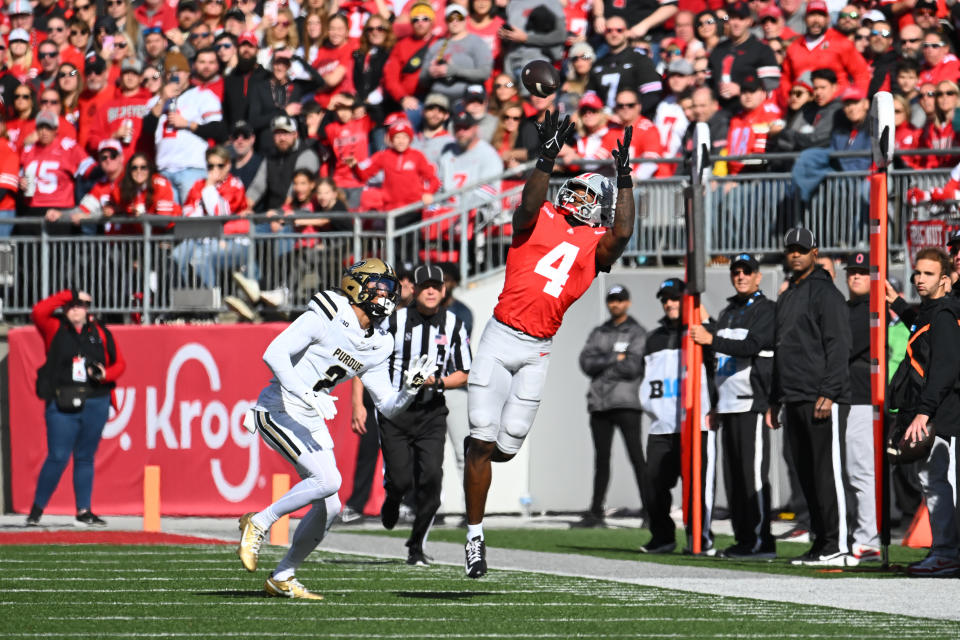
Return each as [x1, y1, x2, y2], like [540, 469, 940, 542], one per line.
[8, 323, 383, 516]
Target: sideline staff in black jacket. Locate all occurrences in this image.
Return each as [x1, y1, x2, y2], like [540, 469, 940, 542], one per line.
[692, 253, 776, 559]
[888, 248, 960, 577]
[768, 228, 854, 567]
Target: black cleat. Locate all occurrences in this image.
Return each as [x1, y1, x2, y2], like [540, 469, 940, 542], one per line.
[465, 536, 487, 578]
[381, 496, 400, 530]
[570, 512, 606, 528]
[75, 510, 107, 527]
[25, 504, 42, 527]
[407, 548, 431, 567]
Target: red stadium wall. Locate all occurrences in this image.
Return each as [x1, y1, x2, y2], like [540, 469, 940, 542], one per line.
[7, 324, 383, 517]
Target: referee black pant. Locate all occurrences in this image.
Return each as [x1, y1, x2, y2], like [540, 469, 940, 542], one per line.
[345, 391, 380, 513]
[378, 408, 446, 551]
[588, 409, 646, 517]
[720, 411, 774, 552]
[784, 401, 850, 556]
[643, 432, 716, 549]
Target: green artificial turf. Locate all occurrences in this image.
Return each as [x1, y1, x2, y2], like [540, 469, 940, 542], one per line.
[1, 544, 957, 639]
[347, 525, 931, 578]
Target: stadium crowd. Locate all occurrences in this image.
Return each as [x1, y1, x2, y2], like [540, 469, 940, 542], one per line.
[0, 0, 958, 244]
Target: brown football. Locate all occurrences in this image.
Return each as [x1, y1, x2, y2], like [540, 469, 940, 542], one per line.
[521, 59, 561, 98]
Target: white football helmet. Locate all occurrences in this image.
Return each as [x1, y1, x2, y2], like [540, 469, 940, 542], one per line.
[555, 172, 613, 227]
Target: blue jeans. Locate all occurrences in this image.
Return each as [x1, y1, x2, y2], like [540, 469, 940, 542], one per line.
[33, 394, 111, 511]
[172, 237, 256, 287]
[0, 208, 13, 237]
[162, 167, 207, 205]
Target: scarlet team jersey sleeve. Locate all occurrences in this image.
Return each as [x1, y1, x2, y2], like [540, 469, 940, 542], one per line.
[67, 138, 96, 178]
[353, 150, 385, 182]
[494, 203, 605, 338]
[153, 175, 181, 216]
[0, 142, 19, 193]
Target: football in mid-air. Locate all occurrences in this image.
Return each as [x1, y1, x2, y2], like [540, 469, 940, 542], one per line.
[521, 60, 561, 98]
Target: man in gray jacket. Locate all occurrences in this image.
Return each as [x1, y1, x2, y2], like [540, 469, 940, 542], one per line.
[576, 285, 648, 527]
[419, 5, 493, 102]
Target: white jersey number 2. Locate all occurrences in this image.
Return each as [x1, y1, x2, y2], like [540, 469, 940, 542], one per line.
[534, 242, 580, 298]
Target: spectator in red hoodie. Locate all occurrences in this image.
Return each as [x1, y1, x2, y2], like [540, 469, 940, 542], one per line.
[320, 91, 373, 208]
[26, 288, 125, 528]
[779, 0, 869, 108]
[383, 2, 437, 129]
[348, 119, 440, 218]
[77, 56, 113, 153]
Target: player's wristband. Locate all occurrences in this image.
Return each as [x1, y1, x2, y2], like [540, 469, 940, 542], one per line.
[536, 156, 555, 173]
[617, 175, 633, 189]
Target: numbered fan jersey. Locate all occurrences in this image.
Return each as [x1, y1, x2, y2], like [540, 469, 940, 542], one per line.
[258, 289, 397, 438]
[493, 202, 606, 339]
[21, 137, 95, 208]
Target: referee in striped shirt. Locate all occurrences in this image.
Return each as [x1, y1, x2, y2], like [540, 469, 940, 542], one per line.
[378, 264, 472, 566]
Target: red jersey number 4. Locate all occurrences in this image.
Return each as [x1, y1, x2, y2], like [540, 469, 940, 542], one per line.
[534, 241, 580, 298]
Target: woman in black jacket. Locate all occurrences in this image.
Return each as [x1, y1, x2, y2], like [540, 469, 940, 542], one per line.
[27, 290, 125, 527]
[353, 14, 395, 147]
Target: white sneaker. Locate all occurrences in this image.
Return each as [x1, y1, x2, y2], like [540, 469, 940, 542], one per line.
[232, 272, 260, 304]
[852, 544, 882, 562]
[799, 551, 859, 567]
[260, 289, 286, 308]
[224, 295, 258, 322]
[338, 506, 363, 524]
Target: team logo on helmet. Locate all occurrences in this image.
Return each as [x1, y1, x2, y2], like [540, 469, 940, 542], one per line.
[340, 258, 400, 318]
[555, 172, 613, 227]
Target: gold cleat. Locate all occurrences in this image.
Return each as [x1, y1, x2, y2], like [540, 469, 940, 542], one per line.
[264, 576, 324, 600]
[237, 512, 266, 572]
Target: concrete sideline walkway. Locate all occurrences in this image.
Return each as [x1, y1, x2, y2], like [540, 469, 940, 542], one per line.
[3, 514, 959, 622]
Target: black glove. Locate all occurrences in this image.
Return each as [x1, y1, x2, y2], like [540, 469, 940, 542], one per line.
[535, 109, 575, 173]
[611, 126, 633, 188]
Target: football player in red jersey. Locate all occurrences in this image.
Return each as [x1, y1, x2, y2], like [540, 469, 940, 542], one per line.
[463, 111, 636, 578]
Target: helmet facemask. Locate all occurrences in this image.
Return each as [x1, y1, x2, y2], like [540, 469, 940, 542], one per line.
[359, 276, 399, 318]
[340, 259, 400, 319]
[555, 173, 612, 227]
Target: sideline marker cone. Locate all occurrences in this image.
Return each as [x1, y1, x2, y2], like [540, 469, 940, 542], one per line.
[271, 474, 290, 546]
[143, 465, 161, 532]
[902, 502, 932, 549]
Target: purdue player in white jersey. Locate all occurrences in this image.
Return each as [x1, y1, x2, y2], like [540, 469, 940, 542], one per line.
[237, 259, 434, 600]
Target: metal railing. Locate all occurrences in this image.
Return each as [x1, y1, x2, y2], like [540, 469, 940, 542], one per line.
[0, 155, 953, 322]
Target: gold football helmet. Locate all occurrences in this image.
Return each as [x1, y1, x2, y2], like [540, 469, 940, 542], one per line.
[340, 258, 400, 318]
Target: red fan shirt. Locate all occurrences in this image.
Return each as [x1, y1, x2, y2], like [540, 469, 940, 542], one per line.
[183, 174, 249, 234]
[726, 99, 782, 174]
[105, 174, 180, 234]
[0, 138, 19, 210]
[353, 146, 440, 209]
[21, 136, 95, 208]
[325, 116, 373, 189]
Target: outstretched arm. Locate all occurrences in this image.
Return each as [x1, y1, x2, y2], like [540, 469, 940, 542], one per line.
[514, 110, 575, 232]
[597, 127, 635, 268]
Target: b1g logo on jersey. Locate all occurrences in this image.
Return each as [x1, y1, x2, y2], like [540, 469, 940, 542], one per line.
[648, 378, 679, 399]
